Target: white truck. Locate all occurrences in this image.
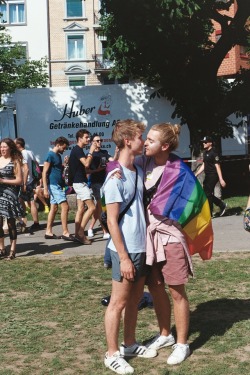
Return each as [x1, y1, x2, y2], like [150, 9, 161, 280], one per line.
[0, 83, 248, 163]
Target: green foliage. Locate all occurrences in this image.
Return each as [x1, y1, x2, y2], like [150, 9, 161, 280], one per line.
[100, 0, 250, 150]
[0, 26, 48, 99]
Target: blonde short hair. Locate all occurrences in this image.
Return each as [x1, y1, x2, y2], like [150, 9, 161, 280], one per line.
[112, 119, 146, 149]
[151, 123, 181, 152]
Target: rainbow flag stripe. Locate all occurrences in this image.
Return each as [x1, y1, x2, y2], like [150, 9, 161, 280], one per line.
[149, 154, 213, 260]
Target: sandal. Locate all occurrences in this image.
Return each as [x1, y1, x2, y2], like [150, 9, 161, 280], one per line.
[74, 236, 92, 245]
[6, 251, 16, 261]
[20, 221, 27, 234]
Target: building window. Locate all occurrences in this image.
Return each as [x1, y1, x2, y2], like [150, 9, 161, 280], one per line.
[69, 76, 85, 87]
[66, 0, 84, 18]
[0, 1, 25, 24]
[67, 35, 84, 60]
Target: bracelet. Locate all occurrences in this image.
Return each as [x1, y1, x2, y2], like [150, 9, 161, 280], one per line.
[87, 153, 93, 158]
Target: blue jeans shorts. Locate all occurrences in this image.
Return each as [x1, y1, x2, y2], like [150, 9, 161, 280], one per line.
[49, 184, 67, 205]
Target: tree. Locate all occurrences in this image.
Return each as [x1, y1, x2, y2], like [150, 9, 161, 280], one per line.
[100, 0, 250, 155]
[0, 22, 48, 102]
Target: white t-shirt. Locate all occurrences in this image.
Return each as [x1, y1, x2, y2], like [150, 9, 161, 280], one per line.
[22, 149, 36, 184]
[104, 165, 146, 254]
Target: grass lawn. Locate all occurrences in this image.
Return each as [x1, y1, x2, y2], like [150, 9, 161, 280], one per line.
[0, 252, 249, 375]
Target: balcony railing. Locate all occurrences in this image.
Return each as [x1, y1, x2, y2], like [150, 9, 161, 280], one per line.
[93, 12, 101, 27]
[93, 54, 114, 71]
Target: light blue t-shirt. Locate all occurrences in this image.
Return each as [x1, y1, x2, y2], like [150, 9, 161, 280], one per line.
[104, 165, 146, 254]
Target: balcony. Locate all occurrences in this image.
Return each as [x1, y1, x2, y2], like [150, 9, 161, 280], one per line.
[93, 54, 114, 72]
[93, 12, 101, 28]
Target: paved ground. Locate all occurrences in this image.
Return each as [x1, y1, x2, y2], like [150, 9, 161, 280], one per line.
[3, 214, 249, 260]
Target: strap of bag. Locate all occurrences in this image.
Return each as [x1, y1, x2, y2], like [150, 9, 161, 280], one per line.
[143, 172, 163, 201]
[146, 173, 162, 192]
[118, 166, 138, 224]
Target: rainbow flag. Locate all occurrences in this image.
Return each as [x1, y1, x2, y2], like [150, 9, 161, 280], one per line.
[149, 154, 213, 260]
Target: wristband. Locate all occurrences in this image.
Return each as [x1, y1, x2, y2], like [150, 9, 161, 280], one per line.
[87, 153, 93, 158]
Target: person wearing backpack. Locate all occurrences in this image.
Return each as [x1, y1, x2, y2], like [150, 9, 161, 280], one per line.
[14, 137, 41, 232]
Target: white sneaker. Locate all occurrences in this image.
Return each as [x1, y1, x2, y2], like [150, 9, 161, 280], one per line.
[219, 202, 227, 217]
[87, 229, 94, 238]
[103, 232, 110, 239]
[167, 343, 190, 365]
[146, 333, 175, 350]
[104, 351, 134, 374]
[120, 343, 157, 358]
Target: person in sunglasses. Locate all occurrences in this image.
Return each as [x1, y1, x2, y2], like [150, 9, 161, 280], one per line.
[87, 134, 115, 239]
[195, 136, 227, 217]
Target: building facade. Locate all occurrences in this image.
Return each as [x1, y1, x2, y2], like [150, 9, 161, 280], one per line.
[0, 0, 249, 87]
[0, 0, 48, 62]
[47, 0, 114, 87]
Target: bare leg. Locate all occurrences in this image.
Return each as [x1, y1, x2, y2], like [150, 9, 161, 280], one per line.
[35, 187, 48, 207]
[78, 199, 95, 239]
[169, 284, 189, 344]
[105, 278, 132, 356]
[75, 199, 85, 235]
[19, 197, 28, 225]
[0, 218, 5, 254]
[45, 203, 58, 236]
[148, 282, 172, 336]
[60, 201, 70, 236]
[30, 200, 39, 223]
[147, 264, 172, 336]
[123, 276, 145, 346]
[88, 204, 97, 231]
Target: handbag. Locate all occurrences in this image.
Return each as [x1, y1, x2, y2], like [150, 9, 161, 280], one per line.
[243, 207, 250, 232]
[100, 166, 138, 233]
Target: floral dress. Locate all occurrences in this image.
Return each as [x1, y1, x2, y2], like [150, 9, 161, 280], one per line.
[0, 161, 25, 219]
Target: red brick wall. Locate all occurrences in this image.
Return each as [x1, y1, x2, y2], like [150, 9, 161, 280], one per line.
[211, 1, 249, 77]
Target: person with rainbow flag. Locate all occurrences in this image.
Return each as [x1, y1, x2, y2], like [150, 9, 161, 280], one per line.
[135, 123, 213, 366]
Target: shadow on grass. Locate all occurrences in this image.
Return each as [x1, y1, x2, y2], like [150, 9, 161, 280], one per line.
[187, 298, 250, 351]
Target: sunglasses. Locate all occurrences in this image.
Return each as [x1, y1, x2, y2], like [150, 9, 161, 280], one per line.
[95, 140, 102, 143]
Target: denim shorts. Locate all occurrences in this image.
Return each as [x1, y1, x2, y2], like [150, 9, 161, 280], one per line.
[110, 250, 147, 282]
[49, 184, 67, 205]
[73, 182, 93, 201]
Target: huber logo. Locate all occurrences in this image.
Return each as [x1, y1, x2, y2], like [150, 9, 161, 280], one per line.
[54, 100, 96, 121]
[98, 94, 112, 116]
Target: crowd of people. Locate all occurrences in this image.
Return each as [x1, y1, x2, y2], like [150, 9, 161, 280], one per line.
[0, 131, 117, 259]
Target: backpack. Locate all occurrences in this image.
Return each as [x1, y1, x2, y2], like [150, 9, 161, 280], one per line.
[31, 158, 42, 182]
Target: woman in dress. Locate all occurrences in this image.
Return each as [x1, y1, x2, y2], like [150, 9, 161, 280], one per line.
[0, 138, 25, 260]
